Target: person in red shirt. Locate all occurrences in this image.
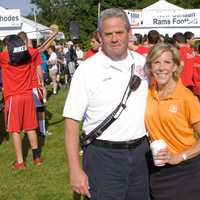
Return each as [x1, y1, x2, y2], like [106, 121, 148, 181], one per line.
[130, 30, 160, 58]
[173, 32, 195, 89]
[134, 34, 149, 57]
[18, 31, 59, 138]
[84, 31, 101, 60]
[1, 35, 42, 169]
[147, 30, 161, 49]
[192, 45, 200, 99]
[128, 33, 149, 57]
[184, 31, 195, 51]
[135, 45, 149, 57]
[18, 31, 47, 137]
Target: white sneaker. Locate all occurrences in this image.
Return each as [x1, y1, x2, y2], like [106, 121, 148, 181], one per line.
[46, 131, 52, 136]
[79, 150, 83, 156]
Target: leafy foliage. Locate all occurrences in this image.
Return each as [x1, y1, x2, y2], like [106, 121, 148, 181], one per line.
[30, 0, 198, 46]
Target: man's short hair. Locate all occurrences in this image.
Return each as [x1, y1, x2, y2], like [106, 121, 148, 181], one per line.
[98, 8, 130, 33]
[147, 30, 160, 45]
[184, 31, 194, 41]
[172, 32, 185, 44]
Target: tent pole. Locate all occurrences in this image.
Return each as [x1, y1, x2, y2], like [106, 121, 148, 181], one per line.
[33, 7, 39, 45]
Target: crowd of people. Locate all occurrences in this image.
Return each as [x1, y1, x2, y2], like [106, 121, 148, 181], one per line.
[128, 30, 200, 92]
[0, 26, 99, 170]
[1, 6, 200, 200]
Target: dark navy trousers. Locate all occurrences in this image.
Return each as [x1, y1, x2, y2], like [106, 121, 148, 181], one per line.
[83, 138, 150, 200]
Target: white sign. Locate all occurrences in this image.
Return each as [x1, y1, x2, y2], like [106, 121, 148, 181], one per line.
[143, 10, 200, 27]
[0, 8, 21, 27]
[125, 9, 200, 28]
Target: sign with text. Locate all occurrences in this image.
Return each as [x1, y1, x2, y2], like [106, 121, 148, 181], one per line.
[125, 9, 200, 28]
[0, 8, 21, 27]
[125, 10, 143, 27]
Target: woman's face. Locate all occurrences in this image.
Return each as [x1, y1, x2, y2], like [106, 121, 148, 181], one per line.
[151, 51, 177, 88]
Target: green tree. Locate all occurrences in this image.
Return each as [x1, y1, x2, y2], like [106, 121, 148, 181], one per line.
[31, 0, 146, 46]
[31, 0, 99, 43]
[171, 0, 200, 9]
[30, 0, 199, 47]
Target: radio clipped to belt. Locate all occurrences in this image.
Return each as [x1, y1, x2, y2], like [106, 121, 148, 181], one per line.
[80, 63, 142, 148]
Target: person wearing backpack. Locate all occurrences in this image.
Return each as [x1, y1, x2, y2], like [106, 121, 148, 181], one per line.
[0, 35, 42, 169]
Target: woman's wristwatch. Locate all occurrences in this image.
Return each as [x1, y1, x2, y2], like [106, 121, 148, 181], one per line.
[181, 153, 187, 161]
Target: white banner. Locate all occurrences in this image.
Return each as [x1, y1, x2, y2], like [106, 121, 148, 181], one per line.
[0, 8, 21, 27]
[125, 9, 200, 28]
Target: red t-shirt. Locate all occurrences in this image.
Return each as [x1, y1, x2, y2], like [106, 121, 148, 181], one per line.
[0, 51, 32, 99]
[179, 47, 195, 86]
[84, 48, 98, 60]
[29, 48, 42, 88]
[134, 45, 149, 57]
[192, 55, 200, 95]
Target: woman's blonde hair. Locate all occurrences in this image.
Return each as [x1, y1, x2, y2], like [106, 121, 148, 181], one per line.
[146, 43, 182, 81]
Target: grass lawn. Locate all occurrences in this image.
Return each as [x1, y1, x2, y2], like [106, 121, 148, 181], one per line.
[0, 86, 79, 200]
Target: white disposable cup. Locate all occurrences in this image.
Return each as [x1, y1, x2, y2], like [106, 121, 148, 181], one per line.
[150, 139, 167, 166]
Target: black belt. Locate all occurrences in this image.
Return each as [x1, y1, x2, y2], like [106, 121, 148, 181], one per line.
[92, 136, 147, 149]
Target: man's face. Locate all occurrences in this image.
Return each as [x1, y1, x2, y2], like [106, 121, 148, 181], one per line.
[47, 48, 52, 55]
[128, 40, 135, 51]
[28, 39, 33, 48]
[188, 37, 195, 47]
[99, 16, 130, 60]
[90, 38, 101, 51]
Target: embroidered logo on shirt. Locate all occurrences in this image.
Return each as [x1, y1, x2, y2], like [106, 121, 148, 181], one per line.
[135, 65, 146, 79]
[168, 105, 178, 113]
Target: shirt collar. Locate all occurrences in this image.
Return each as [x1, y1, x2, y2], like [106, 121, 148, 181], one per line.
[151, 79, 183, 100]
[99, 50, 133, 72]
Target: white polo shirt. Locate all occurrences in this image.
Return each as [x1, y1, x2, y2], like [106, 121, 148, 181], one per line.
[48, 52, 58, 71]
[63, 50, 148, 141]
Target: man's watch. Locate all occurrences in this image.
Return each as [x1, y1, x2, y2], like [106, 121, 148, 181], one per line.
[181, 153, 187, 161]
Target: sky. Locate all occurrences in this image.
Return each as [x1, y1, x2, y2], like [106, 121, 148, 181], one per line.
[0, 0, 35, 16]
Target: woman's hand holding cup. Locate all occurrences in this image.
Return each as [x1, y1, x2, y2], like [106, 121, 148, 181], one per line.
[150, 139, 167, 166]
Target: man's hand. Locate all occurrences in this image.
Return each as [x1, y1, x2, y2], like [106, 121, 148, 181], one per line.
[64, 118, 90, 197]
[70, 168, 91, 198]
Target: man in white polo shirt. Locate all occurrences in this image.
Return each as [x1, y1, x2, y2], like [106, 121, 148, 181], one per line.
[63, 8, 149, 200]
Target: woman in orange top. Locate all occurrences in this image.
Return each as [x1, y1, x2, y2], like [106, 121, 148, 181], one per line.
[145, 43, 200, 200]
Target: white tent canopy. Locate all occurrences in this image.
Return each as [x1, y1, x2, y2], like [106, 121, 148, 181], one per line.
[125, 0, 200, 38]
[0, 6, 51, 40]
[0, 6, 65, 40]
[143, 0, 183, 11]
[21, 16, 52, 40]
